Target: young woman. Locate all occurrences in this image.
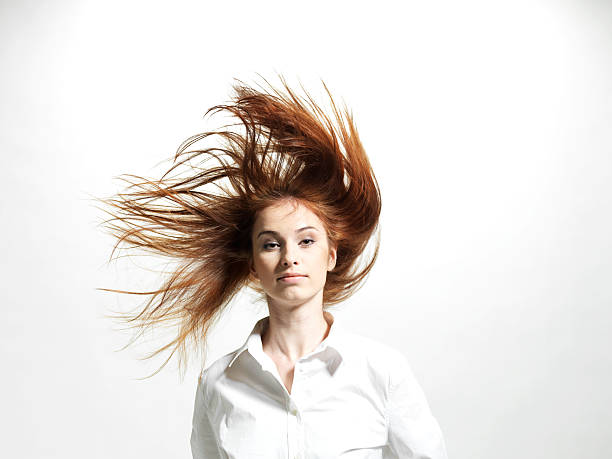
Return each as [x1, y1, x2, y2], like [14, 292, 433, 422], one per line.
[99, 76, 448, 458]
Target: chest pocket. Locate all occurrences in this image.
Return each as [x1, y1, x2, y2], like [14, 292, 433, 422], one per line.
[217, 406, 284, 459]
[336, 420, 386, 458]
[302, 403, 387, 458]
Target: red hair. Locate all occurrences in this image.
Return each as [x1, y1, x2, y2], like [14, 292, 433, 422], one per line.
[96, 76, 382, 377]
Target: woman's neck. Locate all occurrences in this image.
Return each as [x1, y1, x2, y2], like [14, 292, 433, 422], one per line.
[262, 304, 332, 364]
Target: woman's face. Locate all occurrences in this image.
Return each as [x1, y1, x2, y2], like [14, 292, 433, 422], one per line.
[250, 199, 337, 308]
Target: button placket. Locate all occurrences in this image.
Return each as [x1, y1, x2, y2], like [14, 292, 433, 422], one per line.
[286, 395, 304, 459]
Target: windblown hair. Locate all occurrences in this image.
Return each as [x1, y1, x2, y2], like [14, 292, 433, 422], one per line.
[96, 76, 382, 377]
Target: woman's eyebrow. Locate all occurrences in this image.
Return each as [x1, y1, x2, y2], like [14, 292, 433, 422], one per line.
[256, 226, 319, 239]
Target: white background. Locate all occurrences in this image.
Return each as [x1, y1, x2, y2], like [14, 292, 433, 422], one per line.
[2, 0, 611, 458]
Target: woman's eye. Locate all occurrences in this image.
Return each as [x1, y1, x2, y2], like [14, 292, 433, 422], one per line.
[263, 240, 313, 249]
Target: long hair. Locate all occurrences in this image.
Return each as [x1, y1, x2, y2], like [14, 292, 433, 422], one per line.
[96, 76, 382, 377]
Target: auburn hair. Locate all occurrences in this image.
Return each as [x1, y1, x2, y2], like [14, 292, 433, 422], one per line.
[96, 76, 382, 377]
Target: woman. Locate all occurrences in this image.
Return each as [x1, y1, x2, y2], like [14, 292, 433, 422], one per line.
[99, 76, 448, 458]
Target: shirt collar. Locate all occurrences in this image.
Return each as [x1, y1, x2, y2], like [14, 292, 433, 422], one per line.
[228, 310, 345, 370]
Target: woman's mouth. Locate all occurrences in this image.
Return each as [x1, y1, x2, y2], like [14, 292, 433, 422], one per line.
[277, 274, 307, 282]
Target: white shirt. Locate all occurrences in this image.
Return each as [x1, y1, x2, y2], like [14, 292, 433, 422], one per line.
[190, 312, 448, 458]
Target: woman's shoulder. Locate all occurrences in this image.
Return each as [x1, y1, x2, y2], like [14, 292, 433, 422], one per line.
[338, 327, 413, 382]
[197, 351, 236, 389]
[341, 327, 409, 361]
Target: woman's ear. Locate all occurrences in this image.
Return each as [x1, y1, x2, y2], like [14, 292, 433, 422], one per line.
[249, 258, 259, 280]
[328, 244, 337, 271]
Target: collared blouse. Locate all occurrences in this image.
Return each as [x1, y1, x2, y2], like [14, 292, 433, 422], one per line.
[190, 311, 448, 458]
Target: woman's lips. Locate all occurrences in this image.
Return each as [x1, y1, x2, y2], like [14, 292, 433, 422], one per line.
[278, 274, 307, 282]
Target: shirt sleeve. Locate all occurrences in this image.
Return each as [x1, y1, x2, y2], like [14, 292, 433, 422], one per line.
[386, 353, 448, 459]
[190, 371, 222, 459]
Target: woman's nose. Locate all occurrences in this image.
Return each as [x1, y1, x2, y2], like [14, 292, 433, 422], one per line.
[281, 247, 299, 266]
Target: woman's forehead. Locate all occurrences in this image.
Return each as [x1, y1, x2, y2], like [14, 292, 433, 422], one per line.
[254, 200, 324, 230]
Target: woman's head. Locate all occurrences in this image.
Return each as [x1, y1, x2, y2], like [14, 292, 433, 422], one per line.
[249, 197, 337, 309]
[97, 76, 381, 375]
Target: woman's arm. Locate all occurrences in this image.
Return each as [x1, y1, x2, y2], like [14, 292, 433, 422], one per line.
[190, 372, 223, 459]
[386, 354, 448, 459]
